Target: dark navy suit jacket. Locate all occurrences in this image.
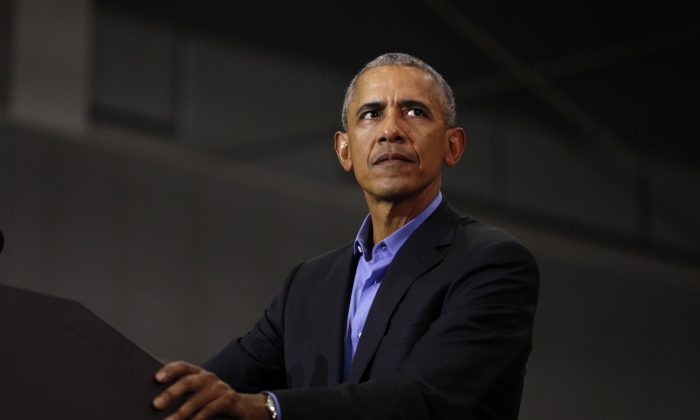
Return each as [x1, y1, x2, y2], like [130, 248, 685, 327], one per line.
[203, 200, 539, 419]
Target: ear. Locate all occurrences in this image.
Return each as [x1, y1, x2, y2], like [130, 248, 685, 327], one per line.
[334, 131, 353, 172]
[443, 127, 466, 167]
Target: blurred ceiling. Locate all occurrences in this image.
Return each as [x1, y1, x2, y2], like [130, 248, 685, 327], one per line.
[99, 0, 700, 169]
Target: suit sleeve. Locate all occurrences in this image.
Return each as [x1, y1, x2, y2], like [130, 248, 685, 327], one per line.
[274, 239, 539, 420]
[200, 264, 302, 393]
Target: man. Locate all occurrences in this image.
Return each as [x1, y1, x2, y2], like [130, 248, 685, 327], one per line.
[153, 53, 539, 419]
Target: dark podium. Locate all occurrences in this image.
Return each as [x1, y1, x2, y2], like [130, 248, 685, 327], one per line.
[0, 283, 179, 419]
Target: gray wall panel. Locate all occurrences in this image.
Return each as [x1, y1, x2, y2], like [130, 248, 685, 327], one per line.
[93, 11, 175, 122]
[507, 119, 639, 235]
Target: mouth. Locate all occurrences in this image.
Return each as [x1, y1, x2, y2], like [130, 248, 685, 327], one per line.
[373, 152, 416, 165]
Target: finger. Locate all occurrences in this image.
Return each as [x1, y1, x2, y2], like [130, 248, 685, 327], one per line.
[155, 360, 199, 384]
[153, 371, 205, 410]
[169, 380, 224, 419]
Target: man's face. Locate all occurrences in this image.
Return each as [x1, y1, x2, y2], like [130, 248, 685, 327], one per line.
[335, 65, 464, 204]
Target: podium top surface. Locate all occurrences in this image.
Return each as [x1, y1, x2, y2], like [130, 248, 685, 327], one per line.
[0, 283, 177, 419]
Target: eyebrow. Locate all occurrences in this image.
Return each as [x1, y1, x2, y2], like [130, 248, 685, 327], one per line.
[398, 99, 430, 111]
[355, 99, 433, 119]
[355, 101, 385, 119]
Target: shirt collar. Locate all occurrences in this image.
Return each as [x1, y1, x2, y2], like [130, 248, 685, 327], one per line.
[353, 192, 443, 260]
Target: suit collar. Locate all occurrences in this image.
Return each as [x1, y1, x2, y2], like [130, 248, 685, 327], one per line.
[347, 200, 461, 382]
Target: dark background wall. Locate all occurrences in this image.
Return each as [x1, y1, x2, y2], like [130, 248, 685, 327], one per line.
[1, 1, 698, 418]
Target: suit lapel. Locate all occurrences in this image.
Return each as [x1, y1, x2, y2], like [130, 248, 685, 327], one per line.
[313, 246, 357, 386]
[347, 201, 461, 382]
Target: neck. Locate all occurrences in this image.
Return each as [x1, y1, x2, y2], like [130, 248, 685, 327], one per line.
[365, 186, 439, 245]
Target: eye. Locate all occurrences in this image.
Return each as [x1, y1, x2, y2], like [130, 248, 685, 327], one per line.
[406, 108, 426, 117]
[361, 110, 382, 120]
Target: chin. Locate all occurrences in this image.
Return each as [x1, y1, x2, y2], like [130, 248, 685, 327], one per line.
[369, 184, 421, 202]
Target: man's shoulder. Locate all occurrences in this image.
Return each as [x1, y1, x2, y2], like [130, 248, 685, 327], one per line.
[455, 215, 522, 247]
[432, 201, 522, 246]
[457, 219, 535, 268]
[437, 202, 534, 260]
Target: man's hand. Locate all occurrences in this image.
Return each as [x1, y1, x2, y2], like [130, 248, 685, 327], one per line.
[153, 361, 269, 420]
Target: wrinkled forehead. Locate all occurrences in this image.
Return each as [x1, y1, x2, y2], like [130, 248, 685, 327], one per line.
[351, 65, 441, 107]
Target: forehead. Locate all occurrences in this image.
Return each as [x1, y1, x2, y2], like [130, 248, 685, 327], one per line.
[351, 65, 440, 106]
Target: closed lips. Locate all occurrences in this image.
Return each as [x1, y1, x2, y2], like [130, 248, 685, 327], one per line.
[374, 152, 415, 164]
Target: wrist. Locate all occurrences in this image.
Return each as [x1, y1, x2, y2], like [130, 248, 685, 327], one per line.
[239, 393, 270, 420]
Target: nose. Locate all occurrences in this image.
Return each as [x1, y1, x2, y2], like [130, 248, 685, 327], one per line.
[380, 110, 405, 143]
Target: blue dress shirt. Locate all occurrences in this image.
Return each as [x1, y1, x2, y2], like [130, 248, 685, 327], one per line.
[343, 192, 443, 378]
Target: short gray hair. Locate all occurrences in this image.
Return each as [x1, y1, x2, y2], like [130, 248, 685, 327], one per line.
[341, 52, 456, 131]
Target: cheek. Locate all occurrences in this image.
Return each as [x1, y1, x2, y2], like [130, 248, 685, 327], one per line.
[348, 143, 370, 170]
[415, 136, 447, 166]
[352, 133, 375, 158]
